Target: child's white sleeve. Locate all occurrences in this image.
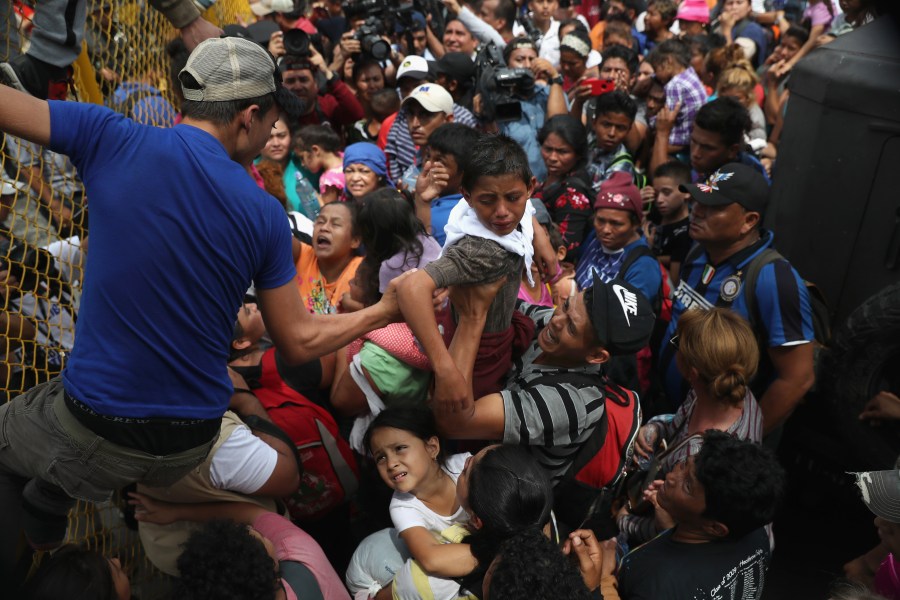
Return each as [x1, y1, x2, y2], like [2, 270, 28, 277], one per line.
[389, 496, 430, 533]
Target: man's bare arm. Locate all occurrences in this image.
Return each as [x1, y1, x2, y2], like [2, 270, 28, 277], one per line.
[0, 85, 50, 147]
[435, 280, 507, 439]
[760, 343, 815, 434]
[257, 273, 409, 364]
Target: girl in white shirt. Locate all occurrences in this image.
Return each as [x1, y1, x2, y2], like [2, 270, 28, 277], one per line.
[364, 408, 474, 580]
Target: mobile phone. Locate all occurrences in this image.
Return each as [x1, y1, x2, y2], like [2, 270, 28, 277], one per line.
[583, 78, 615, 96]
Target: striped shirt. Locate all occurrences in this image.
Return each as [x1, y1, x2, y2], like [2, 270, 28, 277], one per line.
[502, 302, 608, 484]
[658, 230, 815, 407]
[383, 104, 479, 182]
[649, 389, 764, 471]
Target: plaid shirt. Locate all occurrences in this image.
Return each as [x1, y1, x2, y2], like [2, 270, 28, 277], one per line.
[663, 67, 707, 147]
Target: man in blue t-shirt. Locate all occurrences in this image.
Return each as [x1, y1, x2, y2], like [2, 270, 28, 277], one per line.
[0, 37, 404, 565]
[658, 163, 815, 435]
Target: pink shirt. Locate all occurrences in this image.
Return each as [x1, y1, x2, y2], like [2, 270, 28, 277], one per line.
[875, 553, 900, 600]
[253, 512, 351, 600]
[803, 0, 837, 28]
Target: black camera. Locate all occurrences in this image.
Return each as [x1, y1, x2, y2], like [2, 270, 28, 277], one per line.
[491, 68, 535, 121]
[475, 42, 535, 122]
[517, 16, 543, 49]
[354, 17, 391, 61]
[341, 0, 383, 18]
[283, 29, 312, 56]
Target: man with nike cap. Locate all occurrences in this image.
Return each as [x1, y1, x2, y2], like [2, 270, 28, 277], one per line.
[433, 274, 654, 490]
[657, 162, 815, 437]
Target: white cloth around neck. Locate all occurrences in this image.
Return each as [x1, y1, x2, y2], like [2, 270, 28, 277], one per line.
[441, 198, 537, 285]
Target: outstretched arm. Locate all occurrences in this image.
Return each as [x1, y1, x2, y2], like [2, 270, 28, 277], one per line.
[435, 280, 507, 440]
[397, 269, 472, 416]
[129, 493, 270, 526]
[147, 0, 222, 50]
[0, 85, 50, 147]
[258, 271, 412, 365]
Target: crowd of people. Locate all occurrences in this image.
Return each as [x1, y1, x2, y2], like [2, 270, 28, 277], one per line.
[0, 0, 897, 598]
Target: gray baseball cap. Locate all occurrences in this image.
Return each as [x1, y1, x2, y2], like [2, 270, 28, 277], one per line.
[179, 36, 300, 117]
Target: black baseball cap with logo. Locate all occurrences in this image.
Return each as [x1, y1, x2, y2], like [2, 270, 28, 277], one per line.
[586, 275, 656, 355]
[679, 162, 769, 214]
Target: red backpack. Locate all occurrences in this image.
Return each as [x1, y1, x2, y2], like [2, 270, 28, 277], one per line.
[539, 372, 642, 531]
[254, 349, 359, 520]
[572, 380, 641, 489]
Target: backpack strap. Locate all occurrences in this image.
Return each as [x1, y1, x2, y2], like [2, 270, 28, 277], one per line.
[618, 244, 653, 278]
[241, 413, 304, 474]
[314, 419, 359, 496]
[682, 243, 704, 273]
[740, 247, 783, 334]
[608, 153, 634, 170]
[524, 370, 609, 477]
[607, 153, 646, 188]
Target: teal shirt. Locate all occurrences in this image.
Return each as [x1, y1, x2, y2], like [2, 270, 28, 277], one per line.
[255, 153, 320, 217]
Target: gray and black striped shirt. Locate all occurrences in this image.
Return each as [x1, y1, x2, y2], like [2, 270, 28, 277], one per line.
[501, 302, 607, 484]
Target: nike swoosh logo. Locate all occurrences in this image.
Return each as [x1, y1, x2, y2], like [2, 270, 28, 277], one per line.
[612, 284, 635, 327]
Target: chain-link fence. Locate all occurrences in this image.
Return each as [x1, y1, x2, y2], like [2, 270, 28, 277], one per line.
[2, 1, 251, 595]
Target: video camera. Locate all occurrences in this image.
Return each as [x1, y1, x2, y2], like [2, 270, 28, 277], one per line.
[474, 42, 536, 122]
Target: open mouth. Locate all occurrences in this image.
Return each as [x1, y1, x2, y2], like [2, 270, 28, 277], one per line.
[315, 235, 332, 249]
[391, 472, 408, 483]
[543, 327, 558, 345]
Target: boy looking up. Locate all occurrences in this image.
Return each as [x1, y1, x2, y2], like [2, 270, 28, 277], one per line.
[588, 90, 638, 193]
[398, 136, 550, 413]
[647, 160, 692, 282]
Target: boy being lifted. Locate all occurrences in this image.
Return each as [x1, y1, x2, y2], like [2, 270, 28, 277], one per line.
[398, 135, 557, 414]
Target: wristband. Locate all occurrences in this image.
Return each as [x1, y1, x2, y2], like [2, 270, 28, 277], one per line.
[550, 74, 564, 86]
[548, 262, 565, 284]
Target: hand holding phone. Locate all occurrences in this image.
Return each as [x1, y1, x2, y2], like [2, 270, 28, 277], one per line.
[582, 78, 615, 96]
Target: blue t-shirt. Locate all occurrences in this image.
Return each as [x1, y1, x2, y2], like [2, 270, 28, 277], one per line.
[658, 230, 815, 406]
[431, 193, 464, 247]
[49, 101, 296, 419]
[575, 235, 661, 308]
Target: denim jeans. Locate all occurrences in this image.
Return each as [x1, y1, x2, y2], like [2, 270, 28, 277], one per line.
[0, 377, 214, 573]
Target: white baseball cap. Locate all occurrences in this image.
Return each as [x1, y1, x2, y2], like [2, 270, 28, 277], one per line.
[397, 55, 431, 81]
[250, 0, 296, 17]
[401, 83, 453, 115]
